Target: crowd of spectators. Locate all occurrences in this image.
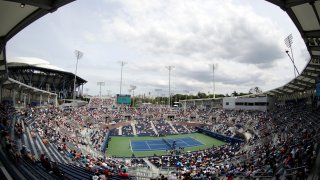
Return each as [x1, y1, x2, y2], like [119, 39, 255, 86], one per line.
[153, 119, 176, 135]
[149, 143, 243, 179]
[109, 128, 119, 136]
[90, 129, 106, 151]
[172, 124, 189, 134]
[14, 104, 140, 179]
[148, 102, 320, 179]
[135, 118, 156, 136]
[122, 125, 134, 136]
[1, 96, 319, 180]
[88, 97, 103, 109]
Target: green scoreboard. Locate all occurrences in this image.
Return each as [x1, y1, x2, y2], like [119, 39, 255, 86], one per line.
[117, 94, 131, 105]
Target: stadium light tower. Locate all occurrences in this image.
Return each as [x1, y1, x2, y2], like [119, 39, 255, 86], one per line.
[73, 50, 83, 100]
[209, 64, 218, 99]
[107, 90, 111, 97]
[284, 34, 299, 77]
[97, 82, 105, 97]
[129, 85, 137, 106]
[119, 61, 127, 95]
[166, 66, 175, 107]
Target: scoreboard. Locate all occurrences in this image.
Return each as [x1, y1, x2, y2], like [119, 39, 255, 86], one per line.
[117, 94, 131, 105]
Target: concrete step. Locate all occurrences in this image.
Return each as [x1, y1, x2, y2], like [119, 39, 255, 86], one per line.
[183, 125, 191, 133]
[25, 127, 39, 159]
[150, 121, 158, 135]
[167, 121, 178, 134]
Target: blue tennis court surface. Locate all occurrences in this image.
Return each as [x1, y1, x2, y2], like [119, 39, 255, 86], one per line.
[130, 137, 204, 152]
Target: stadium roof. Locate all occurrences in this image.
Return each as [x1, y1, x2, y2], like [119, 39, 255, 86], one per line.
[2, 77, 56, 96]
[0, 0, 74, 97]
[0, 0, 74, 82]
[7, 57, 87, 96]
[265, 0, 320, 96]
[7, 57, 68, 72]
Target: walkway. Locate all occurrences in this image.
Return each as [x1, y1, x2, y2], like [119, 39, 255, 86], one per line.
[167, 121, 178, 134]
[150, 121, 158, 135]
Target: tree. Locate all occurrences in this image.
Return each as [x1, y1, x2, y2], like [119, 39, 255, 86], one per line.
[249, 86, 263, 94]
[197, 92, 207, 99]
[231, 91, 238, 97]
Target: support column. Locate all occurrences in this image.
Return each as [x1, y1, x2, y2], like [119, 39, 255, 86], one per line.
[39, 94, 42, 106]
[28, 93, 31, 105]
[19, 91, 23, 102]
[12, 90, 16, 107]
[23, 94, 26, 108]
[0, 85, 2, 103]
[55, 94, 58, 107]
[81, 84, 84, 97]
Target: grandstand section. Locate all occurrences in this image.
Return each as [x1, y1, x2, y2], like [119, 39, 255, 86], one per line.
[7, 57, 87, 99]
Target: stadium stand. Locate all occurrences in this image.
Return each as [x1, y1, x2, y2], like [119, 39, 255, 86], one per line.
[1, 93, 320, 179]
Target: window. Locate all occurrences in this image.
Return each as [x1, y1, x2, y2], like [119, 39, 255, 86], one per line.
[235, 102, 244, 105]
[226, 102, 229, 105]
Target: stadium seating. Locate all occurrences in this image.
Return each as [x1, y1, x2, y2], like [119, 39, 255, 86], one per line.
[0, 98, 319, 179]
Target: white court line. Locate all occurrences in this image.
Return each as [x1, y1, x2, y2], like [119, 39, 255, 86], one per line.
[145, 141, 152, 150]
[132, 140, 167, 152]
[177, 137, 203, 147]
[187, 137, 205, 146]
[129, 141, 133, 152]
[147, 143, 167, 145]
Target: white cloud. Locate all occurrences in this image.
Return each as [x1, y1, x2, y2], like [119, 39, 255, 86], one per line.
[6, 0, 309, 96]
[101, 0, 285, 66]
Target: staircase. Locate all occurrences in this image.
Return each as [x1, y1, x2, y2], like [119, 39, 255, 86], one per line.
[183, 125, 191, 133]
[143, 158, 158, 171]
[307, 144, 320, 180]
[131, 121, 137, 135]
[167, 121, 178, 134]
[150, 121, 158, 135]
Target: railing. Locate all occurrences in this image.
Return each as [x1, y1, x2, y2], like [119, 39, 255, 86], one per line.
[100, 130, 110, 153]
[196, 127, 245, 144]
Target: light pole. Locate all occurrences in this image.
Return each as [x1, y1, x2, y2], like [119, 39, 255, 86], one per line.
[285, 50, 299, 76]
[130, 85, 136, 106]
[107, 90, 111, 97]
[119, 61, 127, 95]
[97, 82, 105, 97]
[209, 64, 218, 99]
[165, 66, 174, 107]
[284, 34, 299, 77]
[73, 50, 83, 100]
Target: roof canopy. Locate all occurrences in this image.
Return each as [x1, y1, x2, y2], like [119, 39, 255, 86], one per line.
[265, 0, 320, 97]
[2, 77, 57, 96]
[0, 0, 74, 98]
[7, 57, 68, 72]
[0, 0, 74, 82]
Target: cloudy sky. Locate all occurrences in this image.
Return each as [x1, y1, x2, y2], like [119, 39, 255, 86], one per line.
[7, 0, 310, 97]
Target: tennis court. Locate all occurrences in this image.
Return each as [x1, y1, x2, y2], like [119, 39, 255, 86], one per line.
[130, 137, 204, 152]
